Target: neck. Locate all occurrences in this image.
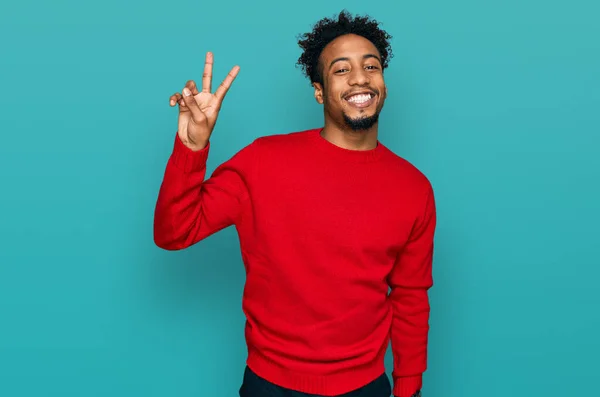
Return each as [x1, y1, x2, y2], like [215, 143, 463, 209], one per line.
[320, 119, 379, 151]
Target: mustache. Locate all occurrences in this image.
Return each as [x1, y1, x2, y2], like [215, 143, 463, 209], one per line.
[342, 87, 380, 97]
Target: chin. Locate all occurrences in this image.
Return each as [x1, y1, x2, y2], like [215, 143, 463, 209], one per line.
[343, 112, 379, 131]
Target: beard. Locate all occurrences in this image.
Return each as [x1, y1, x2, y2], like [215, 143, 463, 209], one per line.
[342, 111, 380, 131]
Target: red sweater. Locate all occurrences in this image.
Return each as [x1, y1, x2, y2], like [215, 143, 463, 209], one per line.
[154, 128, 436, 397]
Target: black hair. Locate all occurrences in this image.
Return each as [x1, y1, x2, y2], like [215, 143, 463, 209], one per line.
[296, 10, 393, 85]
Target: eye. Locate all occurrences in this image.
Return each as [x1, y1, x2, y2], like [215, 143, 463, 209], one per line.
[365, 65, 379, 70]
[335, 68, 349, 73]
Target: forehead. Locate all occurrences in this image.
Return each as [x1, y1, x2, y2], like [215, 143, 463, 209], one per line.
[320, 34, 380, 61]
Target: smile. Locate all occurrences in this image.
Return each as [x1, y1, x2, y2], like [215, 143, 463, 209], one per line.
[344, 92, 376, 109]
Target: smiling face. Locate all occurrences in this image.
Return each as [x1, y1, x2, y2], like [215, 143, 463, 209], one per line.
[313, 34, 388, 132]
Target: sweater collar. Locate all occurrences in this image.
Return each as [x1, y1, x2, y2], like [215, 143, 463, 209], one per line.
[308, 127, 386, 163]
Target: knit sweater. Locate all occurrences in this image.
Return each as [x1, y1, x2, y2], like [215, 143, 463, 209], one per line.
[154, 128, 436, 397]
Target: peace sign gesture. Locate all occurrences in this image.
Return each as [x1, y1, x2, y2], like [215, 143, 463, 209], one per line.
[169, 52, 240, 151]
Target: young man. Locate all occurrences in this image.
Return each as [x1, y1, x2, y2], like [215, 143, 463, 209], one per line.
[154, 10, 435, 397]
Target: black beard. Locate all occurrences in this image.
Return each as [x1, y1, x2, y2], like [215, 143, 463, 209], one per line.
[342, 112, 379, 131]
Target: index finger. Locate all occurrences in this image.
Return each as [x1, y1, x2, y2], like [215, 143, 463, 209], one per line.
[202, 52, 214, 93]
[214, 65, 240, 102]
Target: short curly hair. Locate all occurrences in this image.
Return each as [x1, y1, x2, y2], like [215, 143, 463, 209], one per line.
[296, 10, 393, 86]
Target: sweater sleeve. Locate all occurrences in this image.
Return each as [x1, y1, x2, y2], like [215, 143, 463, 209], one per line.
[153, 133, 257, 250]
[387, 184, 436, 397]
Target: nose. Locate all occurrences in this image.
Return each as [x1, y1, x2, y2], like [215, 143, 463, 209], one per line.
[348, 67, 370, 86]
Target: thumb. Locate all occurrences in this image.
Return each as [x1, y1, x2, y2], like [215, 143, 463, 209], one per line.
[181, 87, 206, 126]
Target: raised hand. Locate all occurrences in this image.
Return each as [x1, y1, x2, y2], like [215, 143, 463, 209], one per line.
[169, 52, 240, 151]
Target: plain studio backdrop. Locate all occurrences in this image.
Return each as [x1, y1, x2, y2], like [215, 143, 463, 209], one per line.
[0, 1, 598, 396]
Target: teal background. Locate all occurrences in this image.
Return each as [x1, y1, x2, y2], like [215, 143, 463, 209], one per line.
[1, 0, 598, 396]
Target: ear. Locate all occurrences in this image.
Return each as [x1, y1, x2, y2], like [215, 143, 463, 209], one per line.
[313, 82, 324, 104]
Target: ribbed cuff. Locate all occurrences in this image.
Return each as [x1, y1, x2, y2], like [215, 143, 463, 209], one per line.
[393, 375, 422, 397]
[170, 133, 210, 173]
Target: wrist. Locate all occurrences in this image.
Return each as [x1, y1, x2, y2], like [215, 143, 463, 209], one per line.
[171, 133, 210, 172]
[393, 374, 422, 397]
[396, 391, 421, 397]
[188, 138, 209, 151]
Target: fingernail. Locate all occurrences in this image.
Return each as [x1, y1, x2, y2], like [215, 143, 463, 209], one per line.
[183, 88, 191, 96]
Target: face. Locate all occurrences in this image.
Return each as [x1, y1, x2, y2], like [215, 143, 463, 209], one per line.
[313, 34, 387, 132]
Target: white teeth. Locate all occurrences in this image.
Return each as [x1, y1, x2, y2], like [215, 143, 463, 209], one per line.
[347, 94, 372, 104]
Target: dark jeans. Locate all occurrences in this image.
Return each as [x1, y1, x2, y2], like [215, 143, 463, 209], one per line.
[239, 366, 392, 397]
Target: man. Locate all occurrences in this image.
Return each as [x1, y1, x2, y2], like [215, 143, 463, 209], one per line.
[154, 10, 435, 397]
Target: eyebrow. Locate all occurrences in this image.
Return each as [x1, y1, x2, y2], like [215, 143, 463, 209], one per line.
[329, 54, 382, 69]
